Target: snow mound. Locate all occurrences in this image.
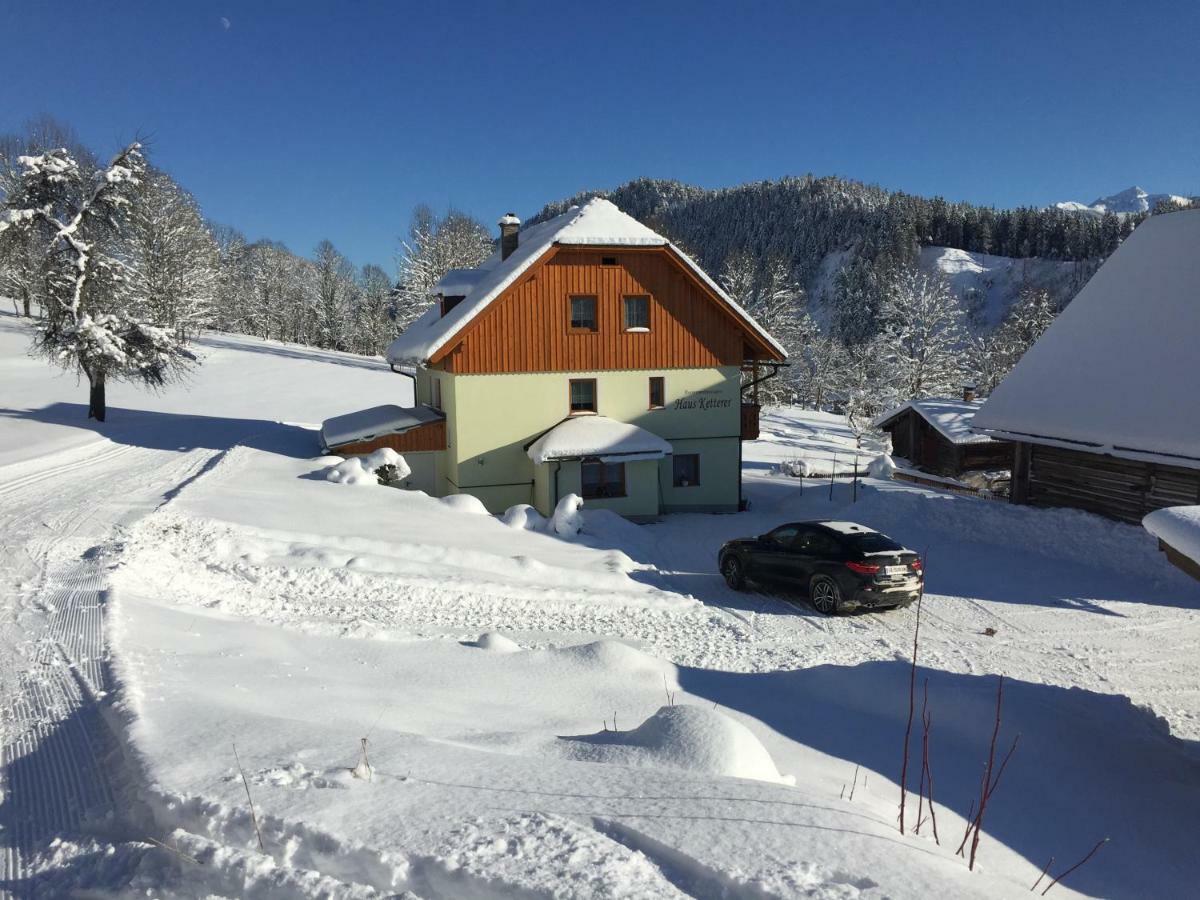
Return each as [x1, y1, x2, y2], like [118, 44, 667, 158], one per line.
[440, 493, 491, 515]
[320, 448, 410, 486]
[867, 454, 897, 479]
[561, 705, 794, 785]
[552, 639, 669, 677]
[477, 631, 522, 653]
[550, 493, 584, 536]
[500, 503, 547, 531]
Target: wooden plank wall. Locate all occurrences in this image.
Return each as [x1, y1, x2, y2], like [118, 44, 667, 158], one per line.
[1027, 444, 1200, 523]
[439, 249, 747, 373]
[332, 419, 447, 456]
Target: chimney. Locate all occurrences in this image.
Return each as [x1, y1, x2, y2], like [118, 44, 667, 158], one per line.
[962, 384, 977, 403]
[498, 212, 521, 261]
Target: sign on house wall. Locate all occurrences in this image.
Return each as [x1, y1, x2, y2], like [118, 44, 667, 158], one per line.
[672, 388, 734, 412]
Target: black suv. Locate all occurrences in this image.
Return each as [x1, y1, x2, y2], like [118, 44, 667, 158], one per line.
[718, 521, 923, 614]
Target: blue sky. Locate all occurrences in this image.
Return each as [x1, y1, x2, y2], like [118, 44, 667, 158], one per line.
[4, 1, 1197, 268]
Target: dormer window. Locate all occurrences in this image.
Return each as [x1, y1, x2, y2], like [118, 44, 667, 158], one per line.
[440, 295, 465, 317]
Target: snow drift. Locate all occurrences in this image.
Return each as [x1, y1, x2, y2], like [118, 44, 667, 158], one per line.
[559, 704, 794, 785]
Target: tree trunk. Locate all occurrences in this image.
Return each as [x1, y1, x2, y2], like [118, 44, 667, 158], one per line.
[88, 371, 107, 422]
[21, 289, 31, 318]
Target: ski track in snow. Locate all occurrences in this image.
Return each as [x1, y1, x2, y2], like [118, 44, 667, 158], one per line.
[0, 439, 223, 898]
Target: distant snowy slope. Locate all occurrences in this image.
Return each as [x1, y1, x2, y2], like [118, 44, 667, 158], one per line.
[918, 246, 1091, 328]
[1056, 185, 1190, 216]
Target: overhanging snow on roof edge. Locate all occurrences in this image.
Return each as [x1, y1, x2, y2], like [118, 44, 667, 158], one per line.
[974, 426, 1200, 471]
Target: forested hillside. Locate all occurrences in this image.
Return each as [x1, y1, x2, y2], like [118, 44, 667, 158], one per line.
[531, 175, 1138, 319]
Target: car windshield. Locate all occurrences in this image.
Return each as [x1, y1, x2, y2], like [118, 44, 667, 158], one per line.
[844, 532, 904, 553]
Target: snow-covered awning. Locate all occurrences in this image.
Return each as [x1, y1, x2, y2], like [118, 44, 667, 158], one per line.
[526, 416, 673, 465]
[873, 398, 995, 446]
[320, 404, 443, 452]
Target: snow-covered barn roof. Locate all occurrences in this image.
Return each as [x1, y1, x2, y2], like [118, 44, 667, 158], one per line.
[386, 198, 786, 365]
[873, 398, 995, 446]
[973, 209, 1200, 468]
[526, 415, 673, 465]
[320, 404, 443, 452]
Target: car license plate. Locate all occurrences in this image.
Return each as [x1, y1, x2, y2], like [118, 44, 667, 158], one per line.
[884, 565, 908, 576]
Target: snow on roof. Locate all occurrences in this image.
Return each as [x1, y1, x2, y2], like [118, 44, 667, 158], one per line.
[386, 198, 786, 365]
[320, 404, 443, 451]
[874, 398, 994, 445]
[1143, 505, 1200, 566]
[816, 521, 873, 534]
[433, 268, 489, 297]
[526, 415, 673, 465]
[973, 209, 1200, 468]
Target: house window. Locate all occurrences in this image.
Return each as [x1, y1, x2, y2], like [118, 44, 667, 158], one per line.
[582, 460, 626, 498]
[569, 378, 597, 414]
[440, 295, 464, 317]
[569, 295, 598, 331]
[648, 376, 665, 409]
[601, 256, 617, 266]
[673, 453, 700, 487]
[623, 295, 650, 331]
[430, 377, 443, 410]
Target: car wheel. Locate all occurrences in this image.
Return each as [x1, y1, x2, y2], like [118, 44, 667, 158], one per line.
[810, 575, 842, 615]
[722, 555, 746, 591]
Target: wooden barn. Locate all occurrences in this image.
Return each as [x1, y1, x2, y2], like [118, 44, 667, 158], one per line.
[973, 209, 1200, 523]
[874, 390, 1012, 480]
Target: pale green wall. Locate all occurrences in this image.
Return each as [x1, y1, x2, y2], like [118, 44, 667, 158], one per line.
[394, 450, 441, 496]
[553, 459, 662, 518]
[434, 367, 742, 515]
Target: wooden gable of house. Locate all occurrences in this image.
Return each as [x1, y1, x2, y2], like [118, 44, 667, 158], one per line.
[428, 245, 780, 374]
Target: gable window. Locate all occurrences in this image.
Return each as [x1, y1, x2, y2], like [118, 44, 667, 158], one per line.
[569, 378, 597, 414]
[673, 453, 700, 487]
[648, 376, 665, 409]
[569, 295, 598, 331]
[582, 460, 626, 498]
[601, 256, 618, 266]
[623, 295, 650, 331]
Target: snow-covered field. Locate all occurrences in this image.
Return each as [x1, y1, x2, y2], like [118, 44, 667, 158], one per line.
[3, 309, 1200, 898]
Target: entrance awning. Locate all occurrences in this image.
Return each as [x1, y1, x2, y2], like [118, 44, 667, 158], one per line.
[527, 416, 672, 464]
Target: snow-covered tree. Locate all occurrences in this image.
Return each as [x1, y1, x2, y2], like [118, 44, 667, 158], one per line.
[353, 263, 395, 355]
[394, 206, 493, 330]
[0, 144, 196, 421]
[126, 170, 220, 339]
[874, 267, 967, 400]
[313, 239, 355, 350]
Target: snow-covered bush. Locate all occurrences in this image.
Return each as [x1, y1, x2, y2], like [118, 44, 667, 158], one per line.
[777, 457, 810, 478]
[550, 494, 585, 537]
[501, 503, 548, 531]
[321, 448, 410, 486]
[440, 493, 491, 515]
[867, 454, 897, 479]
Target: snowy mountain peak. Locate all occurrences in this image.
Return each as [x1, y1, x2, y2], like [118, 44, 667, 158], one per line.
[1056, 186, 1190, 216]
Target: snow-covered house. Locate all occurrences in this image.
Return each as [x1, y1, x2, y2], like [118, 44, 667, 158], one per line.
[873, 389, 1012, 481]
[973, 209, 1200, 523]
[368, 198, 785, 517]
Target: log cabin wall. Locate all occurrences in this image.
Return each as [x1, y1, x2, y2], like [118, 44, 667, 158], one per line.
[1025, 443, 1200, 523]
[435, 248, 755, 374]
